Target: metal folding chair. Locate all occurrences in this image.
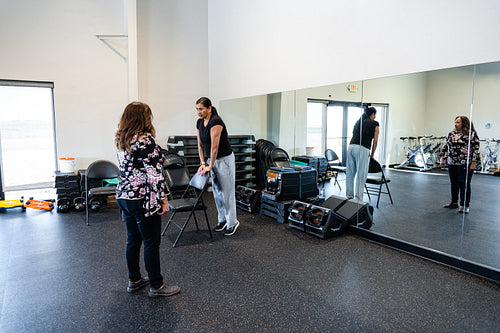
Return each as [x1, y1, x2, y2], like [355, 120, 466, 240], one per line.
[325, 149, 345, 190]
[161, 172, 212, 247]
[364, 158, 394, 208]
[84, 160, 120, 225]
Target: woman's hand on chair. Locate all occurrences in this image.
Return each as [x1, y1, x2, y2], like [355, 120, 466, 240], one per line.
[158, 197, 169, 215]
[198, 164, 211, 176]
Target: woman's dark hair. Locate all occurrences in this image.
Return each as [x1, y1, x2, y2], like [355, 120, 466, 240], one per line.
[455, 115, 476, 135]
[364, 106, 377, 117]
[196, 97, 218, 115]
[115, 101, 155, 151]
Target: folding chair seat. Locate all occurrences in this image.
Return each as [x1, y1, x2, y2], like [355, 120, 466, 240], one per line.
[84, 160, 120, 225]
[161, 172, 212, 247]
[364, 158, 394, 208]
[325, 149, 345, 190]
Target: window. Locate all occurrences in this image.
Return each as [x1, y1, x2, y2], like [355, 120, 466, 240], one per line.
[0, 81, 57, 195]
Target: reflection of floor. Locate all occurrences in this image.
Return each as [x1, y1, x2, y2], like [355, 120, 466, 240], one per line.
[1, 196, 499, 331]
[323, 169, 500, 270]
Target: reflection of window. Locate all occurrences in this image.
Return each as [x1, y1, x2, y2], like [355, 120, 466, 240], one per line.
[307, 100, 388, 165]
[306, 102, 324, 156]
[0, 81, 57, 192]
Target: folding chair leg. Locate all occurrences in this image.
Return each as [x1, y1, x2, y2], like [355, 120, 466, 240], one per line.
[203, 207, 213, 241]
[192, 212, 200, 231]
[365, 184, 372, 201]
[173, 211, 196, 247]
[334, 173, 341, 191]
[376, 184, 382, 208]
[161, 212, 176, 236]
[385, 182, 394, 204]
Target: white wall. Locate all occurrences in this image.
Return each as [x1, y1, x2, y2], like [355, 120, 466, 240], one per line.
[288, 74, 427, 164]
[472, 62, 500, 139]
[0, 0, 128, 168]
[424, 62, 500, 140]
[0, 0, 209, 169]
[219, 95, 267, 138]
[208, 0, 500, 101]
[137, 0, 209, 146]
[364, 74, 427, 164]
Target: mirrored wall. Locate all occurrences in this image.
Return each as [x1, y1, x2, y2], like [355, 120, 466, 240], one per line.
[220, 60, 500, 272]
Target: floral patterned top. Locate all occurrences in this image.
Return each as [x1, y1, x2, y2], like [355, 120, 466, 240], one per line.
[440, 130, 481, 167]
[116, 133, 169, 217]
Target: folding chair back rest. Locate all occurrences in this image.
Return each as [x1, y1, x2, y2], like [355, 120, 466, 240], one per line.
[325, 149, 340, 163]
[87, 160, 120, 179]
[189, 173, 209, 191]
[271, 147, 291, 168]
[368, 158, 383, 174]
[163, 152, 185, 169]
[164, 167, 191, 189]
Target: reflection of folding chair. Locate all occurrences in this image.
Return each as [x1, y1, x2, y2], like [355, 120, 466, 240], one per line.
[325, 149, 345, 190]
[270, 148, 291, 168]
[161, 173, 212, 247]
[85, 160, 120, 226]
[162, 152, 191, 199]
[364, 158, 393, 208]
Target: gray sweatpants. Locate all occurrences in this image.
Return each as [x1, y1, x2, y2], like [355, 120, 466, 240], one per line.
[346, 144, 370, 200]
[209, 152, 238, 228]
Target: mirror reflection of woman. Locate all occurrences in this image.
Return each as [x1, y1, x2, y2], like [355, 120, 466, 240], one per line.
[196, 97, 239, 236]
[440, 116, 480, 213]
[346, 107, 379, 200]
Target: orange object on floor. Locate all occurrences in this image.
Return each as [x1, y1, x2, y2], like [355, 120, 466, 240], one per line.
[24, 199, 55, 211]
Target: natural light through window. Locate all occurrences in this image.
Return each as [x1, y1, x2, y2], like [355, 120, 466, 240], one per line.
[0, 84, 56, 190]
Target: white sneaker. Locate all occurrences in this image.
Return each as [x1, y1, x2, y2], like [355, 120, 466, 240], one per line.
[458, 206, 464, 213]
[465, 207, 470, 214]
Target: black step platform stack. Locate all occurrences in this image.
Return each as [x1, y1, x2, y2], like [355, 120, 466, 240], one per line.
[54, 171, 81, 212]
[260, 196, 292, 224]
[260, 165, 319, 223]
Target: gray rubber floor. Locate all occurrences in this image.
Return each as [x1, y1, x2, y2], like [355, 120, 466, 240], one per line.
[1, 194, 499, 332]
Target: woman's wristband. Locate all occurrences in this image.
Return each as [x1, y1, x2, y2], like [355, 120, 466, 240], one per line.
[201, 161, 206, 165]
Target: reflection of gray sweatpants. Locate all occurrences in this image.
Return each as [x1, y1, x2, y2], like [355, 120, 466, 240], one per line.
[209, 153, 238, 228]
[346, 144, 370, 200]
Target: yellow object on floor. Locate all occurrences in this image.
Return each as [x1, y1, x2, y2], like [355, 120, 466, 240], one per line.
[0, 198, 25, 210]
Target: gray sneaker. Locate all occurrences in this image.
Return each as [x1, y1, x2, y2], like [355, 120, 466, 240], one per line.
[149, 284, 181, 298]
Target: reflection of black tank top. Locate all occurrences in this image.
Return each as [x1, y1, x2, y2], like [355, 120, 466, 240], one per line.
[196, 114, 233, 158]
[350, 116, 379, 150]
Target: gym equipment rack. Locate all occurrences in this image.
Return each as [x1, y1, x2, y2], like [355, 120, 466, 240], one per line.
[167, 135, 257, 188]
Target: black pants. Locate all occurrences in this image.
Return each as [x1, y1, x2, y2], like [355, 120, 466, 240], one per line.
[117, 198, 164, 289]
[448, 165, 474, 207]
